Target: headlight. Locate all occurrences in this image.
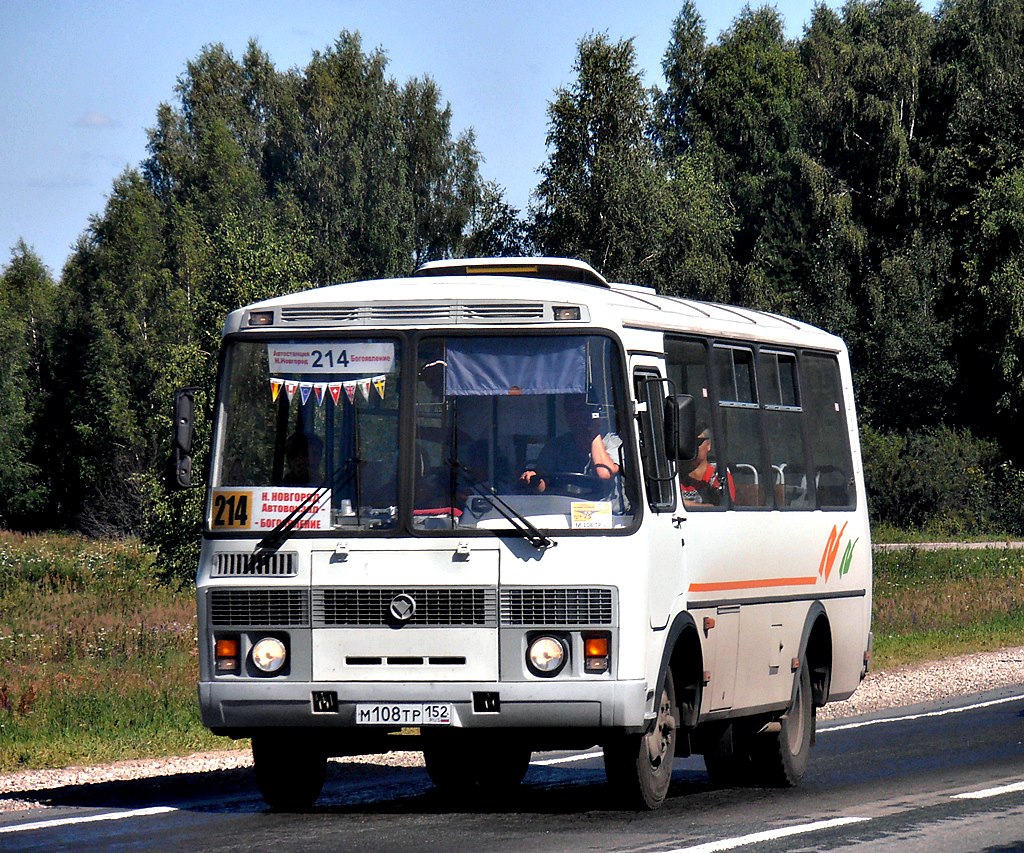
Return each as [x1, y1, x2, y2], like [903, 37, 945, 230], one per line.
[251, 637, 287, 673]
[527, 635, 568, 677]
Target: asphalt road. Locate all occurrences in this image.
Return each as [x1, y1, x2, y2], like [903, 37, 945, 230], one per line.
[3, 685, 1024, 852]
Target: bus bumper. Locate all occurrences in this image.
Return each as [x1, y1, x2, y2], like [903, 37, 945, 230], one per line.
[199, 678, 648, 732]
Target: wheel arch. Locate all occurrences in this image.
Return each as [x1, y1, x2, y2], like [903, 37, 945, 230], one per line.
[800, 602, 833, 708]
[655, 610, 704, 729]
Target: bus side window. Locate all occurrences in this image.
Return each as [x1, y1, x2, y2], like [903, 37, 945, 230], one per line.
[666, 337, 727, 510]
[633, 371, 676, 512]
[716, 346, 771, 507]
[802, 353, 855, 509]
[759, 351, 808, 508]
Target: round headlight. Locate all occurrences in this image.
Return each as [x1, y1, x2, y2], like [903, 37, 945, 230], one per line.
[527, 635, 567, 676]
[251, 637, 287, 673]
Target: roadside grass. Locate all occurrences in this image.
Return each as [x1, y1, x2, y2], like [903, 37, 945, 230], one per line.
[870, 521, 1022, 545]
[3, 532, 1024, 772]
[0, 532, 228, 772]
[872, 546, 1024, 668]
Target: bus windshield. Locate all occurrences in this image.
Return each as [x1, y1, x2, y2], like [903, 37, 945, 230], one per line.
[414, 334, 635, 533]
[211, 333, 635, 535]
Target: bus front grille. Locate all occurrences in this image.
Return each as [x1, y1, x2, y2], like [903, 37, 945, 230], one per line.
[211, 552, 297, 577]
[500, 587, 616, 626]
[313, 588, 497, 627]
[209, 589, 310, 627]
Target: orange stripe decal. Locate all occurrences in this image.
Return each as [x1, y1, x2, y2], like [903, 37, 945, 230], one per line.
[689, 576, 819, 593]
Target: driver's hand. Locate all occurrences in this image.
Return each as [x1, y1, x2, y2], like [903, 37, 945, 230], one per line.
[520, 470, 546, 493]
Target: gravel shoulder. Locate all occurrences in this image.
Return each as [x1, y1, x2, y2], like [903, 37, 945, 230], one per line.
[3, 645, 1023, 813]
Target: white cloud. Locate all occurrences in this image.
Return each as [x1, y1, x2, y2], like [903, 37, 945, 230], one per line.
[75, 111, 119, 128]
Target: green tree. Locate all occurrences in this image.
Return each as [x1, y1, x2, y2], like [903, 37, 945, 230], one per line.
[0, 243, 54, 526]
[924, 0, 1024, 448]
[654, 1, 708, 158]
[464, 181, 534, 257]
[533, 33, 667, 283]
[279, 33, 414, 282]
[691, 6, 807, 310]
[400, 76, 482, 264]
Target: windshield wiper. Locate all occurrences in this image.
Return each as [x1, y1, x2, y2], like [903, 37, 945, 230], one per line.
[447, 457, 555, 551]
[255, 459, 359, 554]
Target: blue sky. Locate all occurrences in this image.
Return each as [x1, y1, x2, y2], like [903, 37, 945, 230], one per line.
[0, 0, 930, 278]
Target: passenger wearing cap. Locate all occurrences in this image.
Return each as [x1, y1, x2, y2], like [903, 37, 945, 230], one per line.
[520, 394, 620, 493]
[680, 424, 734, 506]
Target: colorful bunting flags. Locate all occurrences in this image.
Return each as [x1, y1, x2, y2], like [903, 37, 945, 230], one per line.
[271, 375, 389, 405]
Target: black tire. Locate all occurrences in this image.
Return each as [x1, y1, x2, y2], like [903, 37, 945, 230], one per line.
[474, 744, 532, 790]
[422, 740, 469, 792]
[603, 669, 679, 810]
[702, 722, 754, 787]
[753, 662, 814, 787]
[252, 734, 327, 811]
[423, 736, 531, 793]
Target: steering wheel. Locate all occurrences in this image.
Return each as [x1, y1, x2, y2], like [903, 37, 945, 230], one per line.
[543, 472, 611, 500]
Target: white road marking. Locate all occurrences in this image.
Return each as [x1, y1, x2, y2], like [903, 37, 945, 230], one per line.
[820, 692, 1024, 733]
[531, 750, 604, 766]
[954, 781, 1024, 800]
[0, 805, 177, 835]
[655, 816, 871, 853]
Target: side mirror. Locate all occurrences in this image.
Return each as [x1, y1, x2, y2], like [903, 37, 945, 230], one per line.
[664, 394, 697, 462]
[170, 387, 199, 489]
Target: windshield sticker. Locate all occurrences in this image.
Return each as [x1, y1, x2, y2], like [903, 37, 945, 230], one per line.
[268, 342, 395, 375]
[211, 488, 331, 531]
[571, 500, 613, 529]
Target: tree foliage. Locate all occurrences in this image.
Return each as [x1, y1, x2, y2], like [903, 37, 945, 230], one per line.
[5, 3, 1024, 547]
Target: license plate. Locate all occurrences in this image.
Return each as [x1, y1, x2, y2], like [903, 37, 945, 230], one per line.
[355, 703, 452, 726]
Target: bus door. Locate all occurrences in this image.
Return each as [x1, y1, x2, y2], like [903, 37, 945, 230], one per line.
[631, 358, 684, 629]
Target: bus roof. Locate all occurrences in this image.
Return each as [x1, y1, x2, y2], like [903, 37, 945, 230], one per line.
[225, 259, 844, 351]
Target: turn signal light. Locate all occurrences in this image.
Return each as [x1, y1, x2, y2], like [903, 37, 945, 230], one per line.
[215, 636, 240, 673]
[584, 634, 610, 674]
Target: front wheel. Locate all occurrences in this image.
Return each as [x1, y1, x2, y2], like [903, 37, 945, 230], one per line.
[252, 733, 327, 811]
[603, 669, 679, 810]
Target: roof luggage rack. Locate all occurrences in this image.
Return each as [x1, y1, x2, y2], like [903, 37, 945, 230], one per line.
[413, 257, 609, 289]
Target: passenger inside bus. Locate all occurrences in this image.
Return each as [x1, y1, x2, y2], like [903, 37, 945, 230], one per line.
[520, 394, 621, 493]
[681, 425, 735, 506]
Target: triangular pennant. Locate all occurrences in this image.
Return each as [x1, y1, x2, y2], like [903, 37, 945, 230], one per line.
[270, 378, 283, 402]
[373, 374, 386, 400]
[299, 383, 313, 405]
[285, 381, 298, 402]
[314, 383, 326, 406]
[344, 381, 357, 404]
[359, 378, 372, 401]
[328, 382, 342, 405]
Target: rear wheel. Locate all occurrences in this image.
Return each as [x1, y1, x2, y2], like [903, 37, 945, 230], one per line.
[423, 735, 531, 794]
[603, 669, 679, 810]
[753, 662, 814, 786]
[252, 733, 327, 811]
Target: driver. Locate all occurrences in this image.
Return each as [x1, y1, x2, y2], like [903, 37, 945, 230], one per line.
[520, 394, 620, 493]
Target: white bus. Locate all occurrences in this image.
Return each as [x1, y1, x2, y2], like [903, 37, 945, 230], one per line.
[173, 258, 872, 810]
